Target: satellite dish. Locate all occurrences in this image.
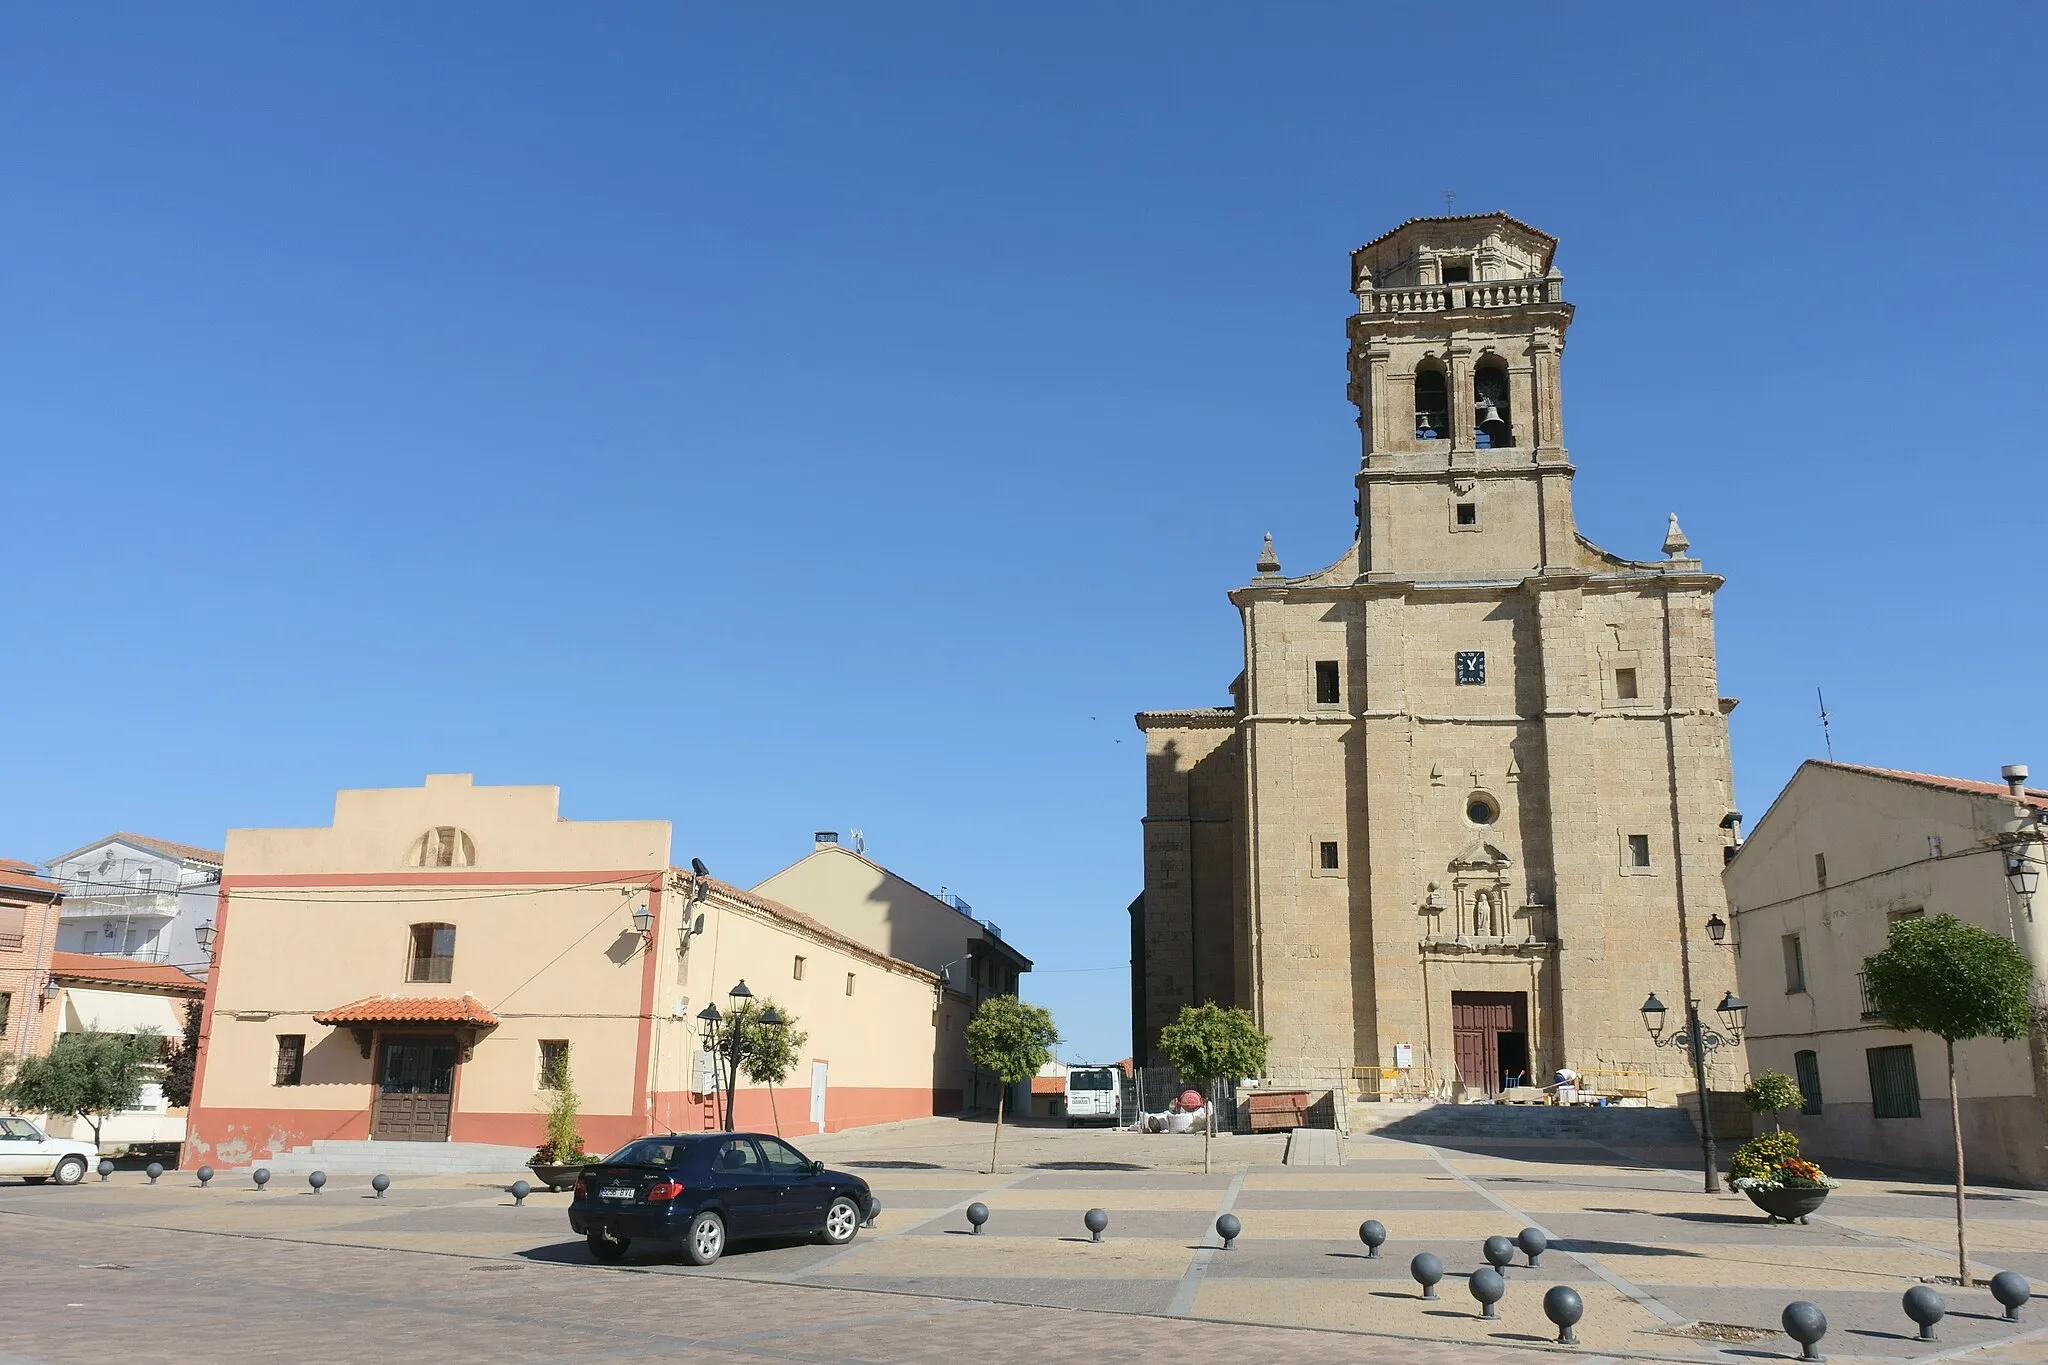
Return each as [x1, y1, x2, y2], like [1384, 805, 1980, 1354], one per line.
[850, 828, 866, 855]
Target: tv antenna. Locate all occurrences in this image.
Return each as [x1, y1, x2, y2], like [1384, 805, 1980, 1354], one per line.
[849, 827, 866, 855]
[1442, 188, 1457, 213]
[1817, 688, 1834, 762]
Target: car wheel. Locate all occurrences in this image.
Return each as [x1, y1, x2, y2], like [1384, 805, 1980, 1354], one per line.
[683, 1210, 726, 1266]
[53, 1157, 86, 1187]
[820, 1195, 861, 1246]
[585, 1229, 631, 1263]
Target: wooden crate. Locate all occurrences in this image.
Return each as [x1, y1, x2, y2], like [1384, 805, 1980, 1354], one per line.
[1246, 1090, 1312, 1132]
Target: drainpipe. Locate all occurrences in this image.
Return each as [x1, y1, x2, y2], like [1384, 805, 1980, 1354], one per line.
[1996, 765, 2048, 1138]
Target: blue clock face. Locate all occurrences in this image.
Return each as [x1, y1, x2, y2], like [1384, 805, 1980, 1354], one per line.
[1455, 651, 1487, 685]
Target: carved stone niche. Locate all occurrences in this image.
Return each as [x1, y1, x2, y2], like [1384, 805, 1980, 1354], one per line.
[1449, 840, 1514, 939]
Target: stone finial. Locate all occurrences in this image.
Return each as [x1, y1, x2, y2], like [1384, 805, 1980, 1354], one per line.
[1662, 513, 1691, 559]
[1256, 532, 1282, 577]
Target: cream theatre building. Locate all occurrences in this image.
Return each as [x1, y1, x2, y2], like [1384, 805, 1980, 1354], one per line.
[1135, 214, 1742, 1103]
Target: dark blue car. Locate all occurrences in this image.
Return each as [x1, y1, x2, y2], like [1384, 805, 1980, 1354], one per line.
[568, 1132, 872, 1265]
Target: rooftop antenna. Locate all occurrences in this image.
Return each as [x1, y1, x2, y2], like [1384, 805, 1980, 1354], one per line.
[850, 827, 865, 855]
[1442, 188, 1457, 214]
[1817, 688, 1834, 762]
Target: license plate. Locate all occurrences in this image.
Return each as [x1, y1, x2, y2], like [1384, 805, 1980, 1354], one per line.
[601, 1187, 634, 1200]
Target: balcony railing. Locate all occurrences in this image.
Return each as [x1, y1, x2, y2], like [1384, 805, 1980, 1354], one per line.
[1360, 277, 1560, 315]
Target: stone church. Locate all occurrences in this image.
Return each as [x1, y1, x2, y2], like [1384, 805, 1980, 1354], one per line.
[1133, 213, 1741, 1103]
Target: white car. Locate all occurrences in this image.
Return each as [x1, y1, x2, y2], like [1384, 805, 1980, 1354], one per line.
[0, 1117, 96, 1185]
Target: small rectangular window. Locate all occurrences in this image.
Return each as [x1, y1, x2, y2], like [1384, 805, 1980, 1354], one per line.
[1615, 668, 1638, 701]
[1628, 834, 1651, 868]
[1793, 1050, 1823, 1115]
[1859, 970, 1884, 1020]
[792, 954, 806, 981]
[275, 1035, 305, 1087]
[1867, 1044, 1921, 1119]
[0, 902, 24, 951]
[1455, 502, 1477, 527]
[1314, 660, 1341, 706]
[1887, 906, 1923, 925]
[1814, 853, 1828, 888]
[1782, 934, 1806, 993]
[1319, 841, 1341, 871]
[0, 991, 10, 1040]
[1440, 263, 1471, 284]
[407, 923, 456, 983]
[845, 972, 857, 997]
[538, 1040, 569, 1089]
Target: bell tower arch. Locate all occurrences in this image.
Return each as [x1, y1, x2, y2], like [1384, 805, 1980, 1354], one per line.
[1345, 213, 1574, 579]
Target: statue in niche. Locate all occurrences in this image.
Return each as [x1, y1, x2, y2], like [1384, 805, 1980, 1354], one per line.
[1474, 889, 1494, 937]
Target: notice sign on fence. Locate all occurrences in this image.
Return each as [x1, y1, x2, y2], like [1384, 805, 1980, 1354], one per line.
[1394, 1043, 1413, 1070]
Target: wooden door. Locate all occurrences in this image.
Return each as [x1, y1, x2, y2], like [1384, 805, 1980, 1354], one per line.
[1450, 992, 1528, 1098]
[372, 1035, 457, 1141]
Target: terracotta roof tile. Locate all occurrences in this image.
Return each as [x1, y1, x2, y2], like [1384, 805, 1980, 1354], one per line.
[1031, 1075, 1065, 1094]
[312, 995, 500, 1027]
[0, 858, 63, 898]
[1824, 762, 2048, 807]
[110, 832, 224, 866]
[47, 952, 205, 994]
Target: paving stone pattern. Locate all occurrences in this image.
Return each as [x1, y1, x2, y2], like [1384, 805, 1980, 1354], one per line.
[1, 1119, 2046, 1363]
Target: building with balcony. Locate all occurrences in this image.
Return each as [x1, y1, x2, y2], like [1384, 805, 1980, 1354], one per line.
[33, 953, 205, 1147]
[184, 776, 972, 1168]
[45, 833, 221, 977]
[1725, 761, 2048, 1186]
[0, 858, 64, 1061]
[1134, 213, 1741, 1108]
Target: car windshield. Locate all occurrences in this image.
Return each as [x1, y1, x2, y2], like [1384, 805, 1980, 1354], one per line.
[603, 1137, 704, 1167]
[1069, 1070, 1115, 1091]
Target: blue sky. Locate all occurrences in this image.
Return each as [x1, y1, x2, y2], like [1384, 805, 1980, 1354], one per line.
[4, 5, 2043, 1061]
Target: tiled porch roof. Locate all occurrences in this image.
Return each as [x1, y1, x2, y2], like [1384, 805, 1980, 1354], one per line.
[312, 995, 500, 1028]
[47, 952, 205, 995]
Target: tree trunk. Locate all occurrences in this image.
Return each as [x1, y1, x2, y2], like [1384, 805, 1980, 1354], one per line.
[768, 1080, 782, 1138]
[1950, 1039, 1971, 1287]
[86, 1115, 102, 1149]
[1202, 1110, 1212, 1174]
[989, 1089, 1005, 1175]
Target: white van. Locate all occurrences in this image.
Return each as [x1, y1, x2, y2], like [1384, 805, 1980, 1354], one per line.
[1064, 1066, 1122, 1127]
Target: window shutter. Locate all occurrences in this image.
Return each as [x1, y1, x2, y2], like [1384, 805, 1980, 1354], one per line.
[0, 903, 26, 951]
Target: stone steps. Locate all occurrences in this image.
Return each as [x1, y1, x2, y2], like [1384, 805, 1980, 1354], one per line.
[1347, 1101, 1699, 1145]
[257, 1140, 538, 1175]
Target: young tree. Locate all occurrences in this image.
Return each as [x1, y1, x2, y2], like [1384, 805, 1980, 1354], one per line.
[535, 1043, 587, 1165]
[1863, 914, 2032, 1286]
[728, 997, 808, 1137]
[1742, 1069, 1803, 1133]
[3, 1028, 163, 1149]
[965, 996, 1059, 1174]
[1158, 1003, 1270, 1173]
[161, 1000, 203, 1109]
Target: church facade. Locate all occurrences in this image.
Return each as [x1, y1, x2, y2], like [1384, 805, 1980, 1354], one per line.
[1134, 213, 1741, 1103]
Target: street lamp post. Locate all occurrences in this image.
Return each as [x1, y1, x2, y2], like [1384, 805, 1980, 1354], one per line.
[696, 982, 784, 1132]
[1641, 987, 1747, 1194]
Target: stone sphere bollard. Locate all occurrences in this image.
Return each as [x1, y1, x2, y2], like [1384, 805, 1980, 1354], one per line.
[97, 1159, 114, 1183]
[965, 1202, 989, 1234]
[1216, 1213, 1241, 1250]
[1543, 1285, 1584, 1345]
[863, 1195, 881, 1228]
[145, 1163, 164, 1185]
[1470, 1266, 1507, 1320]
[1358, 1219, 1387, 1258]
[510, 1179, 532, 1207]
[1410, 1251, 1444, 1300]
[252, 1167, 271, 1191]
[196, 1166, 214, 1188]
[1902, 1284, 1946, 1341]
[1782, 1301, 1828, 1361]
[371, 1173, 391, 1198]
[1990, 1271, 2032, 1322]
[1483, 1234, 1517, 1276]
[1084, 1208, 1109, 1243]
[308, 1171, 327, 1194]
[1517, 1226, 1548, 1268]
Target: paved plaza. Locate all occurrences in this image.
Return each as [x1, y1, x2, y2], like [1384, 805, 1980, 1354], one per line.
[1, 1117, 2045, 1364]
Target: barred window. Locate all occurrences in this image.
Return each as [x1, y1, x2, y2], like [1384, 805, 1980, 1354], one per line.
[1858, 971, 1884, 1020]
[1793, 1049, 1823, 1115]
[275, 1035, 305, 1087]
[1867, 1044, 1921, 1119]
[538, 1040, 569, 1089]
[0, 991, 10, 1039]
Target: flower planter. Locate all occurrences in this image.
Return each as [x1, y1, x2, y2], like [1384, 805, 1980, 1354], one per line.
[1743, 1184, 1830, 1224]
[529, 1162, 585, 1192]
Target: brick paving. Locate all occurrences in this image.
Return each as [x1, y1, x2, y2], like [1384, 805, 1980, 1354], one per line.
[0, 1117, 2045, 1363]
